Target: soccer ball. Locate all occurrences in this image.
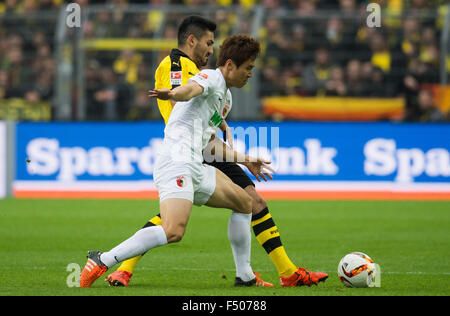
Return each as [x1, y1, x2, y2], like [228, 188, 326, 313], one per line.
[337, 252, 376, 288]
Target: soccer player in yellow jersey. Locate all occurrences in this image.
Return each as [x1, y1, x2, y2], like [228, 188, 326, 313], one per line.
[106, 16, 327, 288]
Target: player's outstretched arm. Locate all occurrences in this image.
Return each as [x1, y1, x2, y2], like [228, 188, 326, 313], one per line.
[148, 81, 203, 102]
[243, 158, 274, 182]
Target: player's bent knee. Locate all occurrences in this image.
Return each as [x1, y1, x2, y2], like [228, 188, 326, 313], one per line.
[165, 230, 185, 243]
[235, 190, 252, 214]
[252, 194, 267, 212]
[162, 224, 186, 243]
[245, 185, 267, 212]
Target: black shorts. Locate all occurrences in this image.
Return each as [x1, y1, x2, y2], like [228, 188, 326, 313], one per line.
[204, 161, 255, 189]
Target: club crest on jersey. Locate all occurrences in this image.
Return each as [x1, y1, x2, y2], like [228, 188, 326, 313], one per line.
[170, 71, 182, 85]
[176, 176, 185, 187]
[222, 105, 230, 118]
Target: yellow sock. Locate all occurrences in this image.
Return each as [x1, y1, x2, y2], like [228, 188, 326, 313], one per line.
[251, 208, 297, 278]
[116, 214, 163, 274]
[117, 255, 142, 274]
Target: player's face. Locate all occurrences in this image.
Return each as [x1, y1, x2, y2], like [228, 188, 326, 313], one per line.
[193, 31, 214, 68]
[230, 58, 255, 88]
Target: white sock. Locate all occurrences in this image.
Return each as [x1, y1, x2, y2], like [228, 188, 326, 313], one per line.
[100, 225, 168, 268]
[228, 212, 255, 282]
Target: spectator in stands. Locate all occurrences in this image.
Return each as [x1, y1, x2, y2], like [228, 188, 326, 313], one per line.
[236, 18, 251, 34]
[113, 48, 143, 85]
[408, 0, 438, 27]
[2, 0, 19, 13]
[5, 33, 24, 51]
[369, 30, 404, 95]
[419, 26, 440, 71]
[87, 67, 133, 121]
[360, 61, 374, 84]
[398, 16, 421, 61]
[345, 59, 366, 97]
[106, 0, 134, 37]
[139, 0, 165, 38]
[286, 24, 311, 65]
[302, 46, 333, 96]
[260, 64, 286, 97]
[369, 31, 392, 74]
[416, 89, 445, 123]
[338, 0, 359, 15]
[353, 25, 377, 62]
[366, 66, 396, 98]
[23, 0, 39, 15]
[261, 0, 289, 17]
[1, 0, 20, 30]
[401, 56, 440, 121]
[125, 62, 156, 120]
[75, 0, 89, 8]
[31, 31, 49, 52]
[37, 0, 58, 11]
[0, 70, 9, 99]
[280, 62, 303, 96]
[260, 16, 289, 69]
[295, 0, 316, 17]
[126, 89, 154, 121]
[294, 0, 320, 43]
[214, 9, 234, 44]
[324, 15, 355, 65]
[88, 11, 115, 38]
[325, 65, 347, 96]
[32, 71, 54, 101]
[1, 47, 32, 96]
[238, 0, 258, 11]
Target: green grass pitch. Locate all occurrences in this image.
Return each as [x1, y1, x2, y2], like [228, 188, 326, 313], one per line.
[0, 198, 449, 296]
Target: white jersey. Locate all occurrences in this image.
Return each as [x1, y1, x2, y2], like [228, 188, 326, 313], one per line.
[161, 68, 232, 163]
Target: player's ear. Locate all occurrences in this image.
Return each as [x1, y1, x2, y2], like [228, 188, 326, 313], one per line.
[225, 59, 236, 71]
[186, 34, 197, 47]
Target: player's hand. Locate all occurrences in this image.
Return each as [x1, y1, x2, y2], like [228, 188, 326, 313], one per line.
[244, 158, 275, 182]
[148, 88, 173, 100]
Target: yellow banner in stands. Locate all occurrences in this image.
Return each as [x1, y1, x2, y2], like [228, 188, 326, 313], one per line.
[0, 98, 51, 121]
[81, 39, 177, 51]
[263, 96, 405, 121]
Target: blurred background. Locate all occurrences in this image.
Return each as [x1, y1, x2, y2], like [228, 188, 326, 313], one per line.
[0, 0, 449, 123]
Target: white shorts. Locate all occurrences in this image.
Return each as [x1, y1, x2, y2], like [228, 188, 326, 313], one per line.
[153, 154, 216, 206]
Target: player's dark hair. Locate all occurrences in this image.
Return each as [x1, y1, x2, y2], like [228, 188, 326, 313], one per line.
[177, 15, 216, 46]
[216, 34, 260, 68]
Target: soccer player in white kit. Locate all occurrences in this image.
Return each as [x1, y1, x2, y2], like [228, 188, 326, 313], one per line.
[80, 35, 274, 288]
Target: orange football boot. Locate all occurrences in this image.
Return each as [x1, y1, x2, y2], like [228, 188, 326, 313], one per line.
[106, 270, 133, 287]
[234, 271, 273, 287]
[80, 250, 108, 288]
[280, 267, 328, 287]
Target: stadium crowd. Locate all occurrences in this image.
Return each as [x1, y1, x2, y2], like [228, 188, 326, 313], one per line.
[0, 0, 448, 122]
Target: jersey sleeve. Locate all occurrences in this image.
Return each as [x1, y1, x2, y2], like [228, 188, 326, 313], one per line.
[188, 70, 217, 96]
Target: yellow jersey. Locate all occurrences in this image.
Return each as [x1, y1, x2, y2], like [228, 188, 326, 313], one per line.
[154, 49, 200, 124]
